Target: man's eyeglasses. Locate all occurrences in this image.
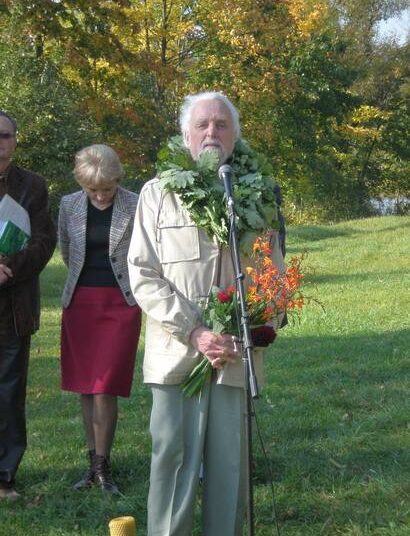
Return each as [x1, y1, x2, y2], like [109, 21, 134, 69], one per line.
[0, 133, 15, 140]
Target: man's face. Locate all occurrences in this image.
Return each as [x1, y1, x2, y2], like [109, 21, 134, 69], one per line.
[0, 116, 17, 167]
[185, 99, 235, 163]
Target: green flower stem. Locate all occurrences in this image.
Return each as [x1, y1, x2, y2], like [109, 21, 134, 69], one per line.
[181, 357, 212, 397]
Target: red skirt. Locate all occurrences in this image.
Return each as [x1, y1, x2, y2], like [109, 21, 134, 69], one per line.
[61, 287, 141, 397]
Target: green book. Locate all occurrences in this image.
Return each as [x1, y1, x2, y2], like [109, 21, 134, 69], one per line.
[0, 219, 29, 256]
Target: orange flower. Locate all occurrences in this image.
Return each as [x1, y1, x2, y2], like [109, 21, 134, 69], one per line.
[252, 235, 272, 256]
[261, 306, 274, 321]
[244, 232, 307, 325]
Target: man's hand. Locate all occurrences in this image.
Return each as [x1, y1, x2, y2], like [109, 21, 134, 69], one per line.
[189, 326, 240, 369]
[0, 263, 13, 285]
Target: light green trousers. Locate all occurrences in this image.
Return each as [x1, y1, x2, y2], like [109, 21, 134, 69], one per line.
[147, 382, 246, 536]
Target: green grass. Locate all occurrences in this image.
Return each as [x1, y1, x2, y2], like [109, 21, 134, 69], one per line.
[1, 215, 409, 535]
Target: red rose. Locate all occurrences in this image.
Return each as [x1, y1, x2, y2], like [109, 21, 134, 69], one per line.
[217, 290, 231, 303]
[250, 325, 277, 347]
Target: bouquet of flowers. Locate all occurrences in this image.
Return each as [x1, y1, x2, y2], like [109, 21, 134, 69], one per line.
[182, 233, 307, 397]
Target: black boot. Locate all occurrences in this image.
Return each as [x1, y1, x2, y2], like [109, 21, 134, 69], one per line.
[94, 454, 120, 495]
[73, 449, 95, 490]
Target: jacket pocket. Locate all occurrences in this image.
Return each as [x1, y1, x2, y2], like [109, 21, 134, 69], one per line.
[157, 210, 200, 263]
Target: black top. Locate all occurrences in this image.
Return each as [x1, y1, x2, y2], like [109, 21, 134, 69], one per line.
[77, 200, 118, 288]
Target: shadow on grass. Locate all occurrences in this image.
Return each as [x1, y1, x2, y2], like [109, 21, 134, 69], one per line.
[2, 452, 151, 536]
[286, 218, 410, 254]
[288, 224, 355, 242]
[252, 328, 409, 499]
[23, 451, 151, 493]
[250, 328, 409, 532]
[306, 268, 409, 285]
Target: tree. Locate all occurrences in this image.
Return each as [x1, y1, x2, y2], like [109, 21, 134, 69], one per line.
[0, 0, 407, 221]
[186, 0, 361, 220]
[0, 40, 99, 215]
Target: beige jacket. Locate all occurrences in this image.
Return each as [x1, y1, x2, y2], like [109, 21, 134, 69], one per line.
[128, 178, 285, 387]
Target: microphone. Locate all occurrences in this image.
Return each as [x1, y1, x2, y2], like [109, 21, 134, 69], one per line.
[218, 164, 234, 201]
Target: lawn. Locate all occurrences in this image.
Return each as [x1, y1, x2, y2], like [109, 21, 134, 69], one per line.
[1, 215, 409, 535]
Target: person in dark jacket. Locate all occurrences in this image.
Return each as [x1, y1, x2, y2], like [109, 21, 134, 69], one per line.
[0, 111, 56, 499]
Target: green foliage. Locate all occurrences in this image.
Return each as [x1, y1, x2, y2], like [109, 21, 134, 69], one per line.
[157, 136, 278, 249]
[0, 43, 99, 216]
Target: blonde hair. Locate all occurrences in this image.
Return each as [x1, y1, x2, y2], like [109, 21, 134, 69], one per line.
[74, 144, 124, 187]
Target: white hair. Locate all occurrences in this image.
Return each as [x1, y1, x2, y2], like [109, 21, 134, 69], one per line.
[179, 91, 241, 143]
[74, 144, 124, 187]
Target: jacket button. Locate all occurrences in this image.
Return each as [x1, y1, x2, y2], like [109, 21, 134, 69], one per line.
[117, 273, 123, 280]
[125, 291, 130, 297]
[112, 257, 117, 262]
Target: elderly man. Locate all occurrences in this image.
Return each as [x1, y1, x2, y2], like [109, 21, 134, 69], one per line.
[0, 111, 56, 499]
[128, 92, 284, 535]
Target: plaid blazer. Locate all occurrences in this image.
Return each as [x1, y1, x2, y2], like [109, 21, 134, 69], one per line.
[58, 186, 138, 307]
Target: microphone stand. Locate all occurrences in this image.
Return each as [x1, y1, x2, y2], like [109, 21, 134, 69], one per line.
[224, 192, 259, 536]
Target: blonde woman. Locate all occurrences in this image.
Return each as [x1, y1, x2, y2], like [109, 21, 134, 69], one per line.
[59, 144, 141, 494]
